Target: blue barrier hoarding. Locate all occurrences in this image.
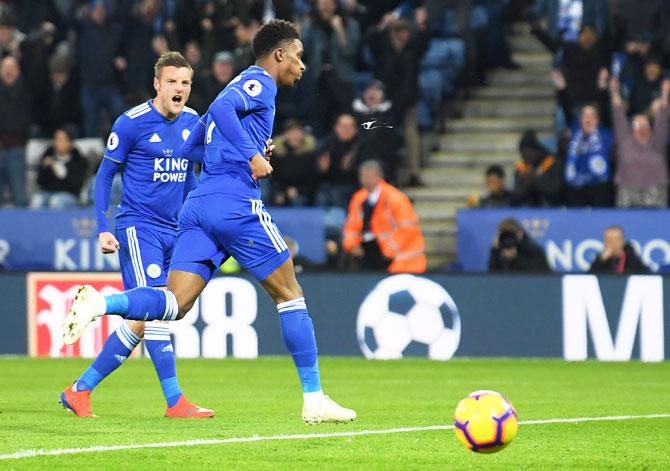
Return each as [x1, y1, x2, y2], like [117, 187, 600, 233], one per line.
[0, 207, 325, 271]
[0, 273, 27, 354]
[16, 272, 666, 362]
[457, 208, 670, 272]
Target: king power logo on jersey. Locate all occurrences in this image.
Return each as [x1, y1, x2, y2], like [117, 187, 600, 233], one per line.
[27, 273, 131, 358]
[153, 156, 188, 183]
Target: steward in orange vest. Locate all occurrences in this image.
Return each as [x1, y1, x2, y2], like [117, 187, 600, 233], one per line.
[343, 160, 426, 273]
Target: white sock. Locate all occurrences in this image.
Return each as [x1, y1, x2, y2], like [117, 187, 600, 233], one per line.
[303, 390, 325, 404]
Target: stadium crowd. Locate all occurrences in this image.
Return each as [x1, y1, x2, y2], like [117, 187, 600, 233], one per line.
[470, 0, 670, 210]
[0, 0, 518, 211]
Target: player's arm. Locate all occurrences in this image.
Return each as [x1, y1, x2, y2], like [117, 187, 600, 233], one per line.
[95, 118, 134, 254]
[181, 114, 206, 163]
[208, 77, 273, 178]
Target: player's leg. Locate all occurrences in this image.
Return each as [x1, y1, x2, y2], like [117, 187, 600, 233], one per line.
[61, 319, 144, 417]
[232, 199, 355, 423]
[61, 226, 157, 416]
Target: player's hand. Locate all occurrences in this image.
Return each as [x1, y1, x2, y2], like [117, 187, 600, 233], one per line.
[265, 138, 275, 161]
[250, 153, 273, 179]
[99, 232, 120, 254]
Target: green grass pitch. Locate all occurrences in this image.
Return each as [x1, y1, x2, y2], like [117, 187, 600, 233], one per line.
[1, 357, 669, 469]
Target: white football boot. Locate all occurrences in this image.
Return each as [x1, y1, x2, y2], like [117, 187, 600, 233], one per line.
[302, 394, 357, 424]
[63, 285, 105, 345]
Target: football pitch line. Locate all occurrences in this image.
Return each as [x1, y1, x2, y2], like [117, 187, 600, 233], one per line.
[1, 413, 669, 460]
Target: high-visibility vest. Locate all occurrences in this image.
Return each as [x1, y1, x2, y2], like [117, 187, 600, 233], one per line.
[343, 180, 426, 273]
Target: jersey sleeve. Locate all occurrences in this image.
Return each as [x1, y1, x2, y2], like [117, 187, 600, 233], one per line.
[103, 115, 136, 164]
[181, 114, 206, 163]
[208, 73, 276, 162]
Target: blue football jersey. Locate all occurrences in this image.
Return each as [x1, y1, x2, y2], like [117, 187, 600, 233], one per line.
[104, 100, 200, 233]
[188, 65, 277, 200]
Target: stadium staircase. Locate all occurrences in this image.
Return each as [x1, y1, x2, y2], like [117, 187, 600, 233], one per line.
[407, 31, 554, 270]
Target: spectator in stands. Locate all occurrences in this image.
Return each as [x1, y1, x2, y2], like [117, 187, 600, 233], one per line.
[513, 130, 563, 207]
[610, 77, 669, 207]
[588, 226, 649, 274]
[562, 104, 613, 207]
[192, 50, 235, 114]
[37, 54, 81, 136]
[232, 18, 260, 73]
[468, 164, 515, 208]
[534, 23, 609, 119]
[315, 113, 359, 208]
[271, 119, 317, 206]
[0, 13, 22, 59]
[343, 159, 426, 273]
[0, 55, 29, 206]
[534, 0, 609, 42]
[182, 40, 209, 113]
[300, 0, 360, 135]
[488, 217, 550, 272]
[122, 0, 175, 103]
[352, 79, 399, 183]
[367, 9, 429, 186]
[75, 0, 125, 137]
[628, 55, 665, 116]
[198, 0, 239, 61]
[31, 126, 88, 209]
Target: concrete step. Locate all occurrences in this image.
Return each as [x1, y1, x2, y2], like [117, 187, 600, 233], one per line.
[509, 35, 546, 53]
[488, 70, 552, 86]
[415, 204, 458, 221]
[464, 99, 554, 118]
[440, 132, 526, 152]
[512, 51, 552, 68]
[426, 253, 454, 270]
[429, 151, 518, 168]
[406, 187, 471, 203]
[447, 117, 553, 133]
[425, 234, 456, 255]
[472, 86, 553, 100]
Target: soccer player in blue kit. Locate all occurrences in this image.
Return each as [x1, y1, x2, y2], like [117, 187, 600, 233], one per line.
[60, 52, 213, 419]
[64, 20, 356, 424]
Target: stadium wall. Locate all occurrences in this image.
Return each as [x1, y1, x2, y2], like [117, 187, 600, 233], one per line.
[2, 272, 667, 361]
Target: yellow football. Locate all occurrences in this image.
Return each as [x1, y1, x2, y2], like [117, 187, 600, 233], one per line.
[454, 390, 518, 453]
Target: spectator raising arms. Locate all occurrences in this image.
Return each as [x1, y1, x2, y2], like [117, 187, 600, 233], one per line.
[610, 77, 669, 208]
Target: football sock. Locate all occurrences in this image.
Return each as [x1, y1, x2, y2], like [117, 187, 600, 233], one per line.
[145, 323, 183, 407]
[76, 322, 141, 391]
[103, 288, 178, 321]
[277, 297, 322, 394]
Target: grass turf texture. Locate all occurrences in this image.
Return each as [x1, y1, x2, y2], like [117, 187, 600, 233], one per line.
[0, 357, 668, 469]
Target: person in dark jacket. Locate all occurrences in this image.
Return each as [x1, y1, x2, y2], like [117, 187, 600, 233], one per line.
[0, 55, 30, 206]
[352, 79, 399, 183]
[513, 130, 563, 206]
[271, 119, 318, 206]
[367, 11, 430, 186]
[469, 164, 515, 208]
[31, 126, 88, 208]
[489, 218, 551, 272]
[588, 226, 649, 274]
[75, 0, 125, 137]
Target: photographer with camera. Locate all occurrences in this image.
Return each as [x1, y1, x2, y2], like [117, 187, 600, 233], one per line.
[488, 218, 551, 273]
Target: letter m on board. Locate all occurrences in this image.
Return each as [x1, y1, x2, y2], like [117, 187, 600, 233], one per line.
[562, 275, 664, 362]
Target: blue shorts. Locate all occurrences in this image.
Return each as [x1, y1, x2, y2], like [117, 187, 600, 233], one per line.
[116, 225, 176, 289]
[170, 195, 290, 282]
